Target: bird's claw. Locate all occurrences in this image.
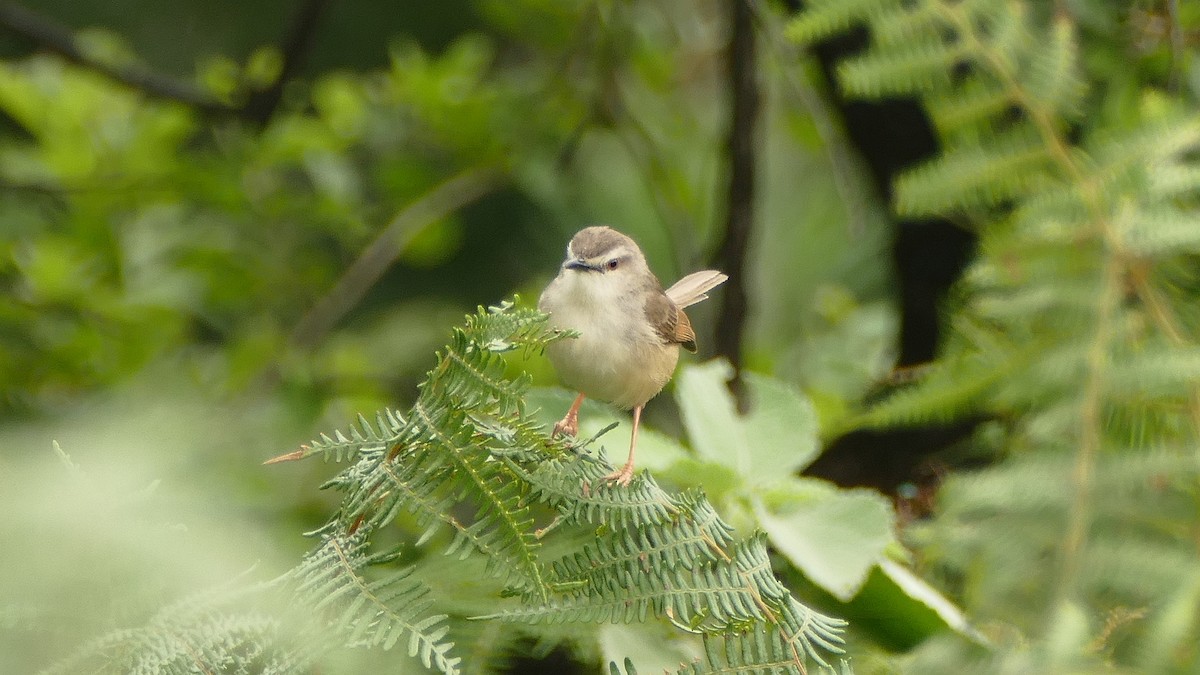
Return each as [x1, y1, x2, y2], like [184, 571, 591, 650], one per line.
[552, 416, 578, 438]
[602, 464, 635, 487]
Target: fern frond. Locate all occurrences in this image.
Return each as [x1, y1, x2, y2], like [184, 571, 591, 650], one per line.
[290, 534, 460, 674]
[478, 534, 844, 667]
[466, 298, 574, 354]
[39, 585, 314, 675]
[838, 41, 959, 99]
[1124, 204, 1200, 256]
[895, 125, 1052, 215]
[425, 330, 529, 417]
[871, 3, 945, 48]
[514, 454, 678, 530]
[855, 329, 1025, 429]
[1025, 17, 1086, 118]
[793, 0, 1200, 669]
[547, 505, 733, 591]
[784, 0, 890, 45]
[1106, 348, 1200, 400]
[277, 299, 844, 671]
[296, 409, 407, 464]
[927, 80, 1012, 135]
[663, 622, 848, 675]
[341, 407, 548, 597]
[316, 301, 565, 600]
[40, 617, 301, 675]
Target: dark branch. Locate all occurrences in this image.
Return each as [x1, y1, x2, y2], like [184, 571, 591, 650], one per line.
[712, 0, 760, 403]
[242, 0, 329, 127]
[0, 2, 234, 114]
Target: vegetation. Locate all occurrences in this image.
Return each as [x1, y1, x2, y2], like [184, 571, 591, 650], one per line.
[1, 0, 1197, 673]
[793, 0, 1200, 672]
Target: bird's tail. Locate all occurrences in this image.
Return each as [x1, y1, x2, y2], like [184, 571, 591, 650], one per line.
[666, 270, 728, 309]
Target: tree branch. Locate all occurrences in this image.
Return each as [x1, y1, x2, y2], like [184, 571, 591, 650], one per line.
[241, 0, 329, 127]
[712, 0, 760, 401]
[289, 166, 505, 349]
[0, 2, 234, 114]
[0, 0, 329, 125]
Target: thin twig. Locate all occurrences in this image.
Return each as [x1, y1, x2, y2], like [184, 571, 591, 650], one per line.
[289, 166, 504, 349]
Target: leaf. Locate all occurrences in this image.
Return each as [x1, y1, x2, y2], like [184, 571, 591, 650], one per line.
[599, 623, 701, 674]
[675, 360, 820, 483]
[875, 560, 981, 643]
[756, 480, 895, 601]
[826, 559, 980, 651]
[741, 372, 821, 475]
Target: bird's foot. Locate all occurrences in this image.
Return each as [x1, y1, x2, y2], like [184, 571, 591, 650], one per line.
[602, 463, 635, 487]
[552, 414, 579, 438]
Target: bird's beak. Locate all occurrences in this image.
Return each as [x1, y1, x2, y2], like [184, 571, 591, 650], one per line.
[564, 258, 597, 272]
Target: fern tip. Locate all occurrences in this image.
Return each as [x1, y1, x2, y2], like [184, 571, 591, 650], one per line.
[264, 448, 306, 465]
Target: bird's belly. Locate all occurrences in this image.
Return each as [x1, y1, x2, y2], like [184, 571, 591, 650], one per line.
[545, 308, 679, 409]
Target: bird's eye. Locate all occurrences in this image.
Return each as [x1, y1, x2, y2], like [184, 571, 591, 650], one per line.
[606, 259, 619, 270]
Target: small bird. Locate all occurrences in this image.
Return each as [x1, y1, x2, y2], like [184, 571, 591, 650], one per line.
[539, 226, 727, 486]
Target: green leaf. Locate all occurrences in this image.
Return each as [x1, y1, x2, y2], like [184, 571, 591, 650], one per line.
[820, 559, 979, 651]
[675, 360, 820, 484]
[599, 624, 700, 674]
[756, 480, 894, 601]
[875, 560, 981, 643]
[741, 372, 821, 475]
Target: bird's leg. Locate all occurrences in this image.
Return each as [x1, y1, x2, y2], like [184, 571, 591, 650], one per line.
[604, 405, 642, 486]
[553, 393, 585, 437]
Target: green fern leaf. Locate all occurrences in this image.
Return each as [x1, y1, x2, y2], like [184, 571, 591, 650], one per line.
[838, 41, 959, 99]
[927, 80, 1013, 136]
[547, 501, 735, 591]
[514, 454, 679, 530]
[895, 125, 1052, 215]
[291, 535, 461, 674]
[1025, 17, 1086, 118]
[784, 0, 890, 45]
[299, 409, 407, 464]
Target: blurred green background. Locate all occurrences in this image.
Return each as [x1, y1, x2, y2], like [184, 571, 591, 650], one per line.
[2, 0, 1198, 673]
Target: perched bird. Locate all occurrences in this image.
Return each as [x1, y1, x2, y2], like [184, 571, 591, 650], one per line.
[538, 226, 727, 486]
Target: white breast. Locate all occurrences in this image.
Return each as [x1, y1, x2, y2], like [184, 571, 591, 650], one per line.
[539, 272, 679, 409]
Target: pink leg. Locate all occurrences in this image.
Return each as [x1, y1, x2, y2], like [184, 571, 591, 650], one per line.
[553, 393, 586, 437]
[603, 405, 642, 486]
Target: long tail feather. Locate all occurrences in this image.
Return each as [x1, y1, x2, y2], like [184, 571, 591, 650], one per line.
[665, 271, 728, 309]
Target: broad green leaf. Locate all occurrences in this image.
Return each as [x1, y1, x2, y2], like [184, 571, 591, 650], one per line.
[756, 480, 894, 600]
[876, 560, 982, 643]
[674, 360, 743, 469]
[675, 360, 820, 483]
[741, 372, 820, 475]
[657, 457, 743, 504]
[820, 559, 979, 651]
[599, 623, 701, 674]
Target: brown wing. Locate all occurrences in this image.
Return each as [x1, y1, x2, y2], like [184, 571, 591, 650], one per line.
[646, 291, 697, 353]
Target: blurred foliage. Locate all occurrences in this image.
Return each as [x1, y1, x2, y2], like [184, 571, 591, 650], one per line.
[3, 0, 1196, 673]
[1, 0, 891, 672]
[0, 0, 888, 422]
[795, 0, 1200, 673]
[3, 303, 861, 674]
